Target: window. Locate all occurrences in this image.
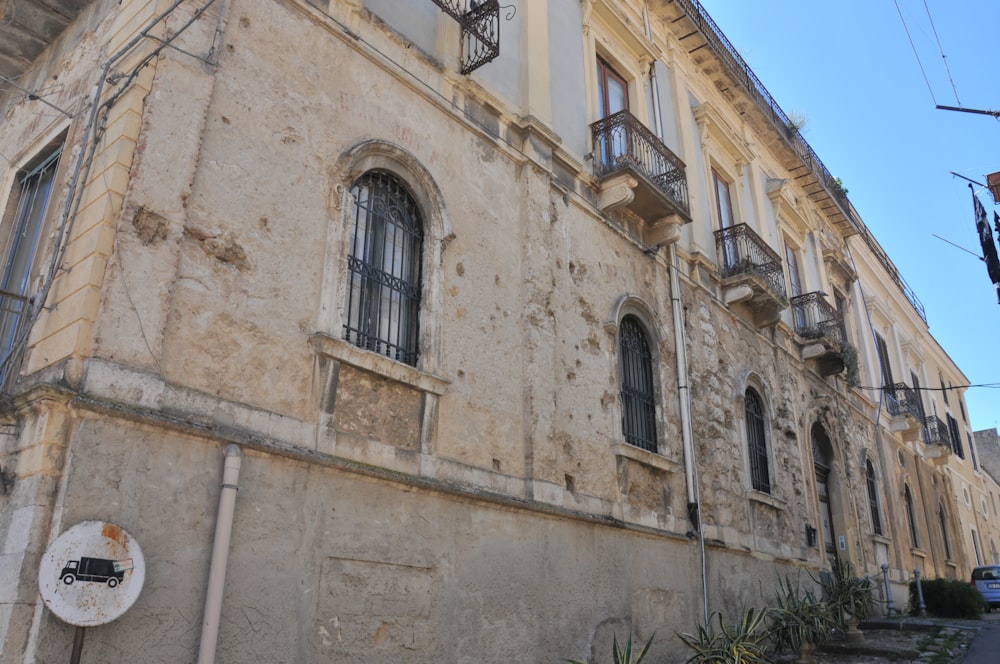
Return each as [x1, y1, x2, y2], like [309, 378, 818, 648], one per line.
[874, 333, 894, 389]
[785, 243, 803, 297]
[745, 387, 770, 493]
[865, 460, 883, 536]
[0, 143, 63, 386]
[946, 414, 965, 459]
[904, 484, 920, 548]
[969, 433, 979, 471]
[618, 315, 657, 452]
[595, 58, 629, 169]
[938, 503, 952, 559]
[712, 169, 736, 230]
[910, 371, 926, 422]
[991, 538, 999, 565]
[597, 57, 628, 118]
[344, 170, 423, 366]
[972, 529, 984, 566]
[940, 374, 949, 404]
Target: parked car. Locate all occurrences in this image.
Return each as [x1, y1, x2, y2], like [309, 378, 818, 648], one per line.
[971, 565, 1000, 611]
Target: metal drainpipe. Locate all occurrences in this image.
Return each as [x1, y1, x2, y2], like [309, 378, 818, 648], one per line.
[197, 444, 243, 664]
[669, 244, 708, 624]
[645, 0, 709, 626]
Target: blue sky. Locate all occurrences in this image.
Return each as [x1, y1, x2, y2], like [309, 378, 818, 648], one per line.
[702, 1, 1000, 433]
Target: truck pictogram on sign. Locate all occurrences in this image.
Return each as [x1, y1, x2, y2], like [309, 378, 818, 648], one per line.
[58, 557, 133, 588]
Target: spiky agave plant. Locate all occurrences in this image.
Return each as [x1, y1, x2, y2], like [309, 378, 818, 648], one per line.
[677, 608, 770, 664]
[566, 632, 654, 664]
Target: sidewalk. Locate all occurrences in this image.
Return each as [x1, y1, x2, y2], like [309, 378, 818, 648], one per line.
[810, 613, 1000, 663]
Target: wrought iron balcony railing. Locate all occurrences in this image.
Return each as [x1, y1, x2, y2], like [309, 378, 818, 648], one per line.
[666, 0, 926, 325]
[789, 292, 843, 345]
[590, 110, 689, 215]
[922, 414, 950, 446]
[884, 382, 922, 420]
[713, 224, 787, 304]
[429, 0, 500, 74]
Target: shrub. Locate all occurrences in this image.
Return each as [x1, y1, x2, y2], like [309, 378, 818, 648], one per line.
[816, 560, 874, 627]
[566, 632, 654, 664]
[907, 577, 983, 619]
[678, 609, 770, 664]
[768, 575, 837, 655]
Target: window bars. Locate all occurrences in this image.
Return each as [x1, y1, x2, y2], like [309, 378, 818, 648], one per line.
[866, 461, 883, 536]
[619, 316, 657, 453]
[0, 146, 62, 392]
[344, 171, 423, 366]
[429, 0, 501, 75]
[745, 388, 770, 493]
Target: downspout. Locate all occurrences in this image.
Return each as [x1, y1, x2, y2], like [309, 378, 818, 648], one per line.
[670, 244, 708, 624]
[197, 444, 243, 664]
[644, 0, 709, 625]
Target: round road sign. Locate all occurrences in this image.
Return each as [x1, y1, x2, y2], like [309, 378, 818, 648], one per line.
[38, 521, 145, 626]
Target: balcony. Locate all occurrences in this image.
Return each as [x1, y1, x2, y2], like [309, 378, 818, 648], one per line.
[590, 110, 691, 246]
[713, 224, 787, 328]
[789, 292, 844, 376]
[922, 415, 952, 461]
[884, 382, 923, 440]
[429, 1, 500, 74]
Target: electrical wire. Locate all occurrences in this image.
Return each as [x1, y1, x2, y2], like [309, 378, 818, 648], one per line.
[922, 0, 961, 106]
[894, 0, 937, 105]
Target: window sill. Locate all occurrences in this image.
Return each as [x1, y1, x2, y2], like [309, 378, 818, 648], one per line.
[872, 534, 892, 546]
[611, 442, 680, 473]
[911, 548, 928, 559]
[749, 490, 787, 510]
[309, 332, 450, 395]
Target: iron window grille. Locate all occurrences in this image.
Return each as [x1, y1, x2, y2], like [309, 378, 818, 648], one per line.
[619, 315, 657, 452]
[939, 504, 952, 560]
[922, 414, 949, 447]
[344, 171, 423, 366]
[904, 484, 920, 548]
[428, 0, 501, 75]
[865, 460, 883, 536]
[745, 388, 770, 493]
[0, 145, 62, 391]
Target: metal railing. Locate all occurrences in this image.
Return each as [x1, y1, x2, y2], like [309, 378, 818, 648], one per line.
[789, 292, 843, 345]
[668, 0, 926, 325]
[713, 224, 787, 304]
[590, 109, 689, 214]
[884, 382, 922, 420]
[922, 414, 949, 446]
[429, 0, 500, 74]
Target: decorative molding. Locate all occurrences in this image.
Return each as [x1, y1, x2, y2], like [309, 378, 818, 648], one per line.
[596, 173, 637, 211]
[694, 101, 754, 169]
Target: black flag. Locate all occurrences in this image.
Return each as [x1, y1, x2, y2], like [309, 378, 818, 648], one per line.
[972, 184, 1000, 303]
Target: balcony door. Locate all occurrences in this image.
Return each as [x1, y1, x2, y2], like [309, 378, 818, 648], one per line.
[597, 58, 629, 169]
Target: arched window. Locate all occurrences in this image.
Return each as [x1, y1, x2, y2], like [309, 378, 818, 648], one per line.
[904, 484, 920, 548]
[865, 460, 882, 536]
[619, 315, 657, 452]
[938, 502, 952, 559]
[745, 387, 770, 493]
[344, 170, 424, 366]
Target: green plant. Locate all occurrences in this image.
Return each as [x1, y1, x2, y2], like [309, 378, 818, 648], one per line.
[816, 560, 874, 627]
[832, 177, 848, 196]
[908, 577, 983, 619]
[840, 343, 860, 389]
[768, 575, 837, 655]
[677, 608, 770, 664]
[565, 632, 654, 664]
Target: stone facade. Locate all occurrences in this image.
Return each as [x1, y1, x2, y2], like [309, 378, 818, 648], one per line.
[0, 0, 996, 662]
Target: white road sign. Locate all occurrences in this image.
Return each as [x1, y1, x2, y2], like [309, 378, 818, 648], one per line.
[38, 521, 145, 626]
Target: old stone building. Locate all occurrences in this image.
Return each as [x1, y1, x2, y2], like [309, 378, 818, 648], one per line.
[0, 0, 993, 661]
